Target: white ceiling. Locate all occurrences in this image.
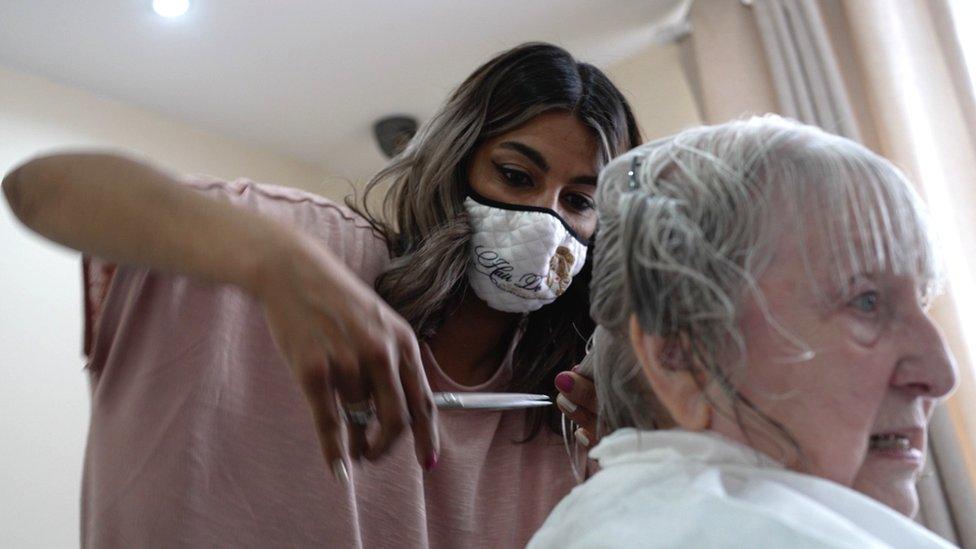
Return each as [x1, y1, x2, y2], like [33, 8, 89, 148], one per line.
[0, 1, 687, 182]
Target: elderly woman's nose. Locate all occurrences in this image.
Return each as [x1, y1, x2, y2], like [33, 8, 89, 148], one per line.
[892, 314, 958, 399]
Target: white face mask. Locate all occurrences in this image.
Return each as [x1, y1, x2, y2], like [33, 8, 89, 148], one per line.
[463, 192, 589, 313]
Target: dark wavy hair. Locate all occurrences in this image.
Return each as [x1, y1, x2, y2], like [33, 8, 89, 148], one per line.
[349, 42, 643, 437]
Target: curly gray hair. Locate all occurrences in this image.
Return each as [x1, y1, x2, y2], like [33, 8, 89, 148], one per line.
[579, 116, 941, 452]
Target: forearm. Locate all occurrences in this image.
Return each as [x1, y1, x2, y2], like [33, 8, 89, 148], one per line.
[2, 152, 296, 292]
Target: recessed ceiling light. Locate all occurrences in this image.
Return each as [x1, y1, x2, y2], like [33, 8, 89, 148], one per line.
[152, 0, 189, 18]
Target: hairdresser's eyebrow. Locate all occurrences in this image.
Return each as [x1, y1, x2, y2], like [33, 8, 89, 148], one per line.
[499, 141, 598, 186]
[499, 141, 549, 172]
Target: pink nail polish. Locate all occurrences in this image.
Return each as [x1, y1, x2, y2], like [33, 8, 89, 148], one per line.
[425, 452, 439, 471]
[555, 373, 574, 393]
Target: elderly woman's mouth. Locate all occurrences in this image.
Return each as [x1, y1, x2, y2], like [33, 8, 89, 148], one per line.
[868, 430, 924, 463]
[869, 433, 910, 450]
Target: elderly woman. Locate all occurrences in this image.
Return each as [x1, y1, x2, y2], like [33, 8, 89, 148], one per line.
[530, 117, 958, 548]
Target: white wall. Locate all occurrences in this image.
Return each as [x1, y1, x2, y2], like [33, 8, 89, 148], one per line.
[605, 41, 702, 140]
[0, 65, 329, 548]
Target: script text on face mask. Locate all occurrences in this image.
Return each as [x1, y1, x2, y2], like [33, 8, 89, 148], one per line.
[474, 246, 544, 291]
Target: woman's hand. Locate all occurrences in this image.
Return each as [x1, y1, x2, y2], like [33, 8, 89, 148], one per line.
[252, 233, 440, 483]
[555, 367, 598, 448]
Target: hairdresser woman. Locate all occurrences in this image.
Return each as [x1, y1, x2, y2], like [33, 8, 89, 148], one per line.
[3, 43, 639, 548]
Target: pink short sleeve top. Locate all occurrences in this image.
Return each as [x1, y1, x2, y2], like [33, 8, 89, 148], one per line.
[80, 176, 577, 548]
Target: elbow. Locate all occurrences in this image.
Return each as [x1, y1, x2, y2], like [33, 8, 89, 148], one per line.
[2, 165, 34, 225]
[2, 155, 67, 227]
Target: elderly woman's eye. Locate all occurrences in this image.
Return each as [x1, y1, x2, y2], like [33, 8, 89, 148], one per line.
[849, 291, 880, 313]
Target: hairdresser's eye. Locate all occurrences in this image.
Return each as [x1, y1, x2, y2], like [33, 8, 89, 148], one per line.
[564, 193, 595, 213]
[495, 163, 533, 188]
[849, 291, 880, 314]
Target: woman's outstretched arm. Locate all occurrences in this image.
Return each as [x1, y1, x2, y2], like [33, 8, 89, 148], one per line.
[3, 152, 279, 291]
[2, 152, 440, 480]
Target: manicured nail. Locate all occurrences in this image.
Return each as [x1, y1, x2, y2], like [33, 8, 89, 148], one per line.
[425, 452, 439, 471]
[555, 373, 575, 393]
[571, 364, 582, 373]
[575, 429, 590, 447]
[556, 394, 578, 414]
[332, 459, 349, 486]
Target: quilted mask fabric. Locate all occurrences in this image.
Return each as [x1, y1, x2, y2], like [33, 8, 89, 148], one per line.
[463, 193, 588, 313]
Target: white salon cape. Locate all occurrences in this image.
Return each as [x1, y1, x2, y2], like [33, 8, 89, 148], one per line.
[529, 429, 956, 548]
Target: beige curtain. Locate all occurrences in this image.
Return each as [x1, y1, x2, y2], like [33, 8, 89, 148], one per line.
[685, 0, 976, 545]
[750, 0, 860, 139]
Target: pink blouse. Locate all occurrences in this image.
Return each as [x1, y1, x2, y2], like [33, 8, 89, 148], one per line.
[80, 177, 577, 548]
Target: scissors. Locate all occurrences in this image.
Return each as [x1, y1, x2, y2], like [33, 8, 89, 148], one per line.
[433, 392, 552, 411]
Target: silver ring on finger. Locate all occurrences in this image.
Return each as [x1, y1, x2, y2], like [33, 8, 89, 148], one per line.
[343, 400, 375, 427]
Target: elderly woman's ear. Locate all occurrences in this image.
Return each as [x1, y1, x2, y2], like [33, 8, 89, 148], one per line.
[628, 315, 711, 431]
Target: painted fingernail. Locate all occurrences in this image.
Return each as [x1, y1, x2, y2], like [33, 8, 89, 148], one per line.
[556, 394, 578, 414]
[575, 429, 590, 447]
[555, 373, 575, 393]
[425, 452, 439, 471]
[332, 459, 349, 486]
[571, 364, 582, 373]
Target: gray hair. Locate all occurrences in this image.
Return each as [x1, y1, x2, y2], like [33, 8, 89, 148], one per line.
[580, 116, 941, 451]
